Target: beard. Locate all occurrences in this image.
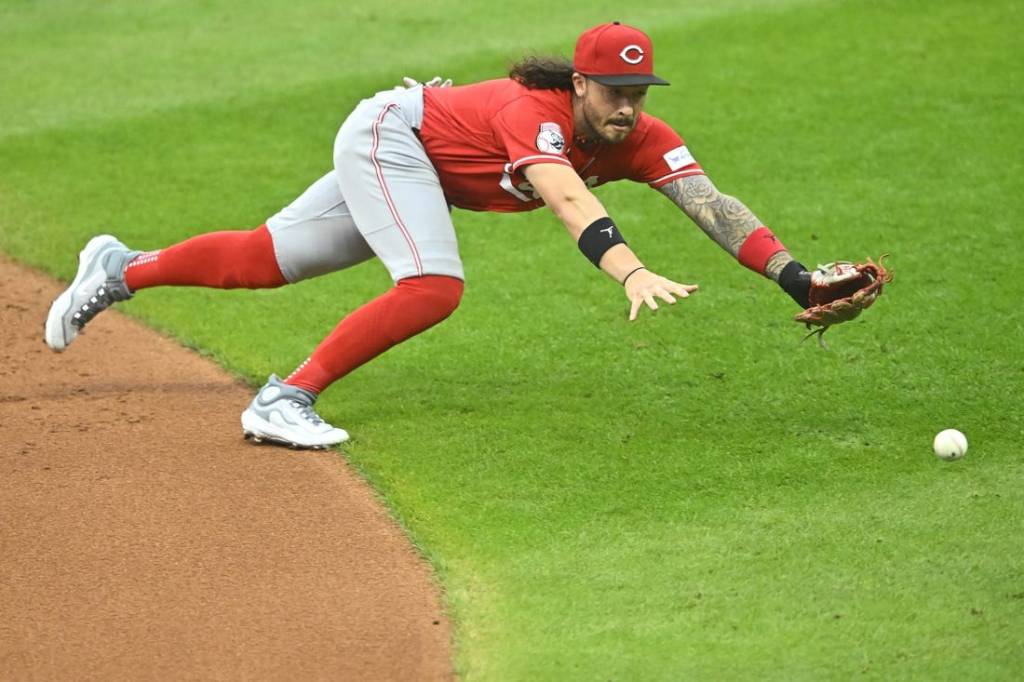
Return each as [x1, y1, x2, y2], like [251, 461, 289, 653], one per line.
[581, 99, 636, 144]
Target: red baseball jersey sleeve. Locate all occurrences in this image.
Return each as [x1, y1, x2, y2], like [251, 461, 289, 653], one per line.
[491, 95, 574, 175]
[569, 115, 704, 191]
[627, 116, 705, 187]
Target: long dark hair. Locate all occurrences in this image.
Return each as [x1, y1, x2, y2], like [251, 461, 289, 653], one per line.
[509, 56, 575, 91]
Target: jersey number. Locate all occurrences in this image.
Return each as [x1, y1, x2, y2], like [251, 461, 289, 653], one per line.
[499, 164, 540, 202]
[499, 163, 599, 203]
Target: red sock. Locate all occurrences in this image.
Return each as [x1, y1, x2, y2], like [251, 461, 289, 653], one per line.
[124, 225, 286, 291]
[285, 275, 464, 395]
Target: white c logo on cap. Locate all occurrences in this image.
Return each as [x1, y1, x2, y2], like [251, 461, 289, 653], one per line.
[619, 45, 645, 65]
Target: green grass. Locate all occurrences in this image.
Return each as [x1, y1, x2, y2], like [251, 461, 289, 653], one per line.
[3, 0, 1023, 679]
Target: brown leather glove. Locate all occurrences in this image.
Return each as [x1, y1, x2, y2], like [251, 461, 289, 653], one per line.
[794, 256, 892, 347]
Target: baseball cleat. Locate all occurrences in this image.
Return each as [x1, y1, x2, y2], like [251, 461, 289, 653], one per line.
[241, 375, 349, 450]
[45, 235, 137, 352]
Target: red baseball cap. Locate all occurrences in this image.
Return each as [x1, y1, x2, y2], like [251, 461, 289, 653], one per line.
[573, 22, 669, 86]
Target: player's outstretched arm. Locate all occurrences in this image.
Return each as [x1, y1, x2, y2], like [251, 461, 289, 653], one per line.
[658, 174, 811, 308]
[524, 163, 698, 320]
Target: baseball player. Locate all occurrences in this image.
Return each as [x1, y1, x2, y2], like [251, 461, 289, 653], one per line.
[45, 22, 817, 449]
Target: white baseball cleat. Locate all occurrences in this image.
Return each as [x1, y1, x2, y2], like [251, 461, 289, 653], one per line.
[45, 234, 137, 352]
[241, 375, 349, 450]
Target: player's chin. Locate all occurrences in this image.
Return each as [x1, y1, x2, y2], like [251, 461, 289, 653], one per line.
[602, 123, 634, 143]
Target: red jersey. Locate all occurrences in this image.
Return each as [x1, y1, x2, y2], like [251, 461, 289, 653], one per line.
[418, 79, 704, 213]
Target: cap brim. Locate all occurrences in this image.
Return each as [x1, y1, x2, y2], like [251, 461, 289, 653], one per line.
[586, 73, 670, 86]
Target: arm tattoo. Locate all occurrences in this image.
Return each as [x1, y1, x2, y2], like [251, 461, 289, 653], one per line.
[659, 175, 760, 253]
[660, 175, 791, 281]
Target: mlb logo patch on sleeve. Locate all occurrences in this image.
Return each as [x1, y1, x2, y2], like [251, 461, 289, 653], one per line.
[663, 145, 696, 171]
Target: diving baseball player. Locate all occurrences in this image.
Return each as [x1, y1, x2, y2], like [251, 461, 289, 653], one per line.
[45, 22, 821, 449]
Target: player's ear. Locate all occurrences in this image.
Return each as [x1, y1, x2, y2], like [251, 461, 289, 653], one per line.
[571, 72, 588, 97]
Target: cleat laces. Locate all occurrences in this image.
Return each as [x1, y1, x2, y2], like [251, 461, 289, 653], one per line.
[290, 399, 326, 426]
[71, 284, 117, 330]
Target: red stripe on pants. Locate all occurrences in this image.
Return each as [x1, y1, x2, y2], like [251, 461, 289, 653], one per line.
[370, 103, 424, 276]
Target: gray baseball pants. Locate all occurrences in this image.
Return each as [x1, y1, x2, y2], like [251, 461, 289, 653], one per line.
[265, 86, 464, 284]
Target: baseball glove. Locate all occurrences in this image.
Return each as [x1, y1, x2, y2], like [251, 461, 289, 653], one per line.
[794, 255, 892, 348]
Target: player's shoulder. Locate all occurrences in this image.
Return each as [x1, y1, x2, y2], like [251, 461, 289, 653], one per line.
[608, 113, 686, 165]
[453, 78, 556, 98]
[629, 112, 682, 144]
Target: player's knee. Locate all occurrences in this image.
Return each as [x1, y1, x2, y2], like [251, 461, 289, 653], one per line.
[398, 275, 464, 321]
[232, 225, 287, 289]
[433, 276, 465, 315]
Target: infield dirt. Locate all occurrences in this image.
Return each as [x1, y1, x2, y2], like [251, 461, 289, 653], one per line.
[0, 256, 454, 680]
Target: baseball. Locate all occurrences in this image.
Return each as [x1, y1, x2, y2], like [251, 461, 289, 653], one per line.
[933, 428, 968, 461]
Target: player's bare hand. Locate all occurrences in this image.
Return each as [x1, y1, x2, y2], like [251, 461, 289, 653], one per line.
[624, 269, 698, 321]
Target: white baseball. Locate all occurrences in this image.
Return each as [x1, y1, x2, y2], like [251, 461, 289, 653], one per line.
[933, 429, 968, 461]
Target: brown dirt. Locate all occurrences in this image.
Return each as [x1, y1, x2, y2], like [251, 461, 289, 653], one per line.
[0, 256, 454, 681]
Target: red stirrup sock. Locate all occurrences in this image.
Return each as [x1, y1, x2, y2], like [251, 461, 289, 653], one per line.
[124, 224, 286, 291]
[285, 275, 465, 395]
